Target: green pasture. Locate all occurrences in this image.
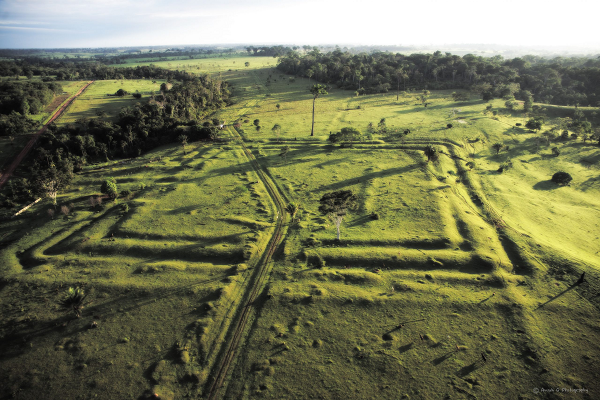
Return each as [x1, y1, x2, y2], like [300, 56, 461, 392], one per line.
[1, 56, 599, 399]
[57, 79, 166, 125]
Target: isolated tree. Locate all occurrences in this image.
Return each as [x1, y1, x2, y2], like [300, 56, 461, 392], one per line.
[424, 144, 439, 162]
[178, 134, 188, 154]
[272, 124, 282, 142]
[492, 142, 504, 154]
[551, 171, 572, 186]
[285, 202, 300, 223]
[101, 177, 118, 200]
[115, 88, 127, 97]
[318, 190, 358, 240]
[309, 84, 328, 136]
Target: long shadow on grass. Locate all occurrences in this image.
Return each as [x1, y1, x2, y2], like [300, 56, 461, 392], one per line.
[310, 164, 422, 194]
[535, 284, 578, 309]
[456, 362, 480, 377]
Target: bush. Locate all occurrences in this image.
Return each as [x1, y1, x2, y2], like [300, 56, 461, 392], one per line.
[132, 92, 142, 99]
[551, 171, 572, 185]
[497, 160, 513, 173]
[447, 123, 453, 129]
[551, 147, 560, 157]
[101, 178, 118, 199]
[120, 189, 132, 198]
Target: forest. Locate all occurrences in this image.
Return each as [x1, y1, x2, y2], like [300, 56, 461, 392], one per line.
[277, 49, 600, 106]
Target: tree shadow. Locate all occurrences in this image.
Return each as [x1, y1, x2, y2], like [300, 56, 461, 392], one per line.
[536, 284, 578, 309]
[456, 362, 480, 377]
[432, 351, 456, 365]
[533, 180, 559, 191]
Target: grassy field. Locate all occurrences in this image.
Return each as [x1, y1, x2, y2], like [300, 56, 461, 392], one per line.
[1, 56, 599, 400]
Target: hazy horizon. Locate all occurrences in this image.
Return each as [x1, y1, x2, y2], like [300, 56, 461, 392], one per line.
[1, 0, 600, 51]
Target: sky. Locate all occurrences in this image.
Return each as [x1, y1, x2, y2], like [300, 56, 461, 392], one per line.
[1, 0, 599, 50]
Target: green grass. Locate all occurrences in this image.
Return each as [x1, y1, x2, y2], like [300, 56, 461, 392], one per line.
[1, 56, 599, 399]
[57, 79, 166, 124]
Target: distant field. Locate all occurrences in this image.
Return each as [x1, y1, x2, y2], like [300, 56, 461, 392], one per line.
[1, 56, 599, 400]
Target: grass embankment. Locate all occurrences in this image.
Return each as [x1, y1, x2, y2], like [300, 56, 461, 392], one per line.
[0, 56, 599, 399]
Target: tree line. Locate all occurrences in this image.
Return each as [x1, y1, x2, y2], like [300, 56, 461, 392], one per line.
[0, 59, 201, 82]
[276, 49, 600, 107]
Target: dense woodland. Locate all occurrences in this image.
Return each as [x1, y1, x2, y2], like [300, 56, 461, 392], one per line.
[277, 49, 600, 107]
[1, 76, 231, 208]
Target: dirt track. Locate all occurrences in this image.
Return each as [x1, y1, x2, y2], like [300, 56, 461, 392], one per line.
[0, 81, 94, 190]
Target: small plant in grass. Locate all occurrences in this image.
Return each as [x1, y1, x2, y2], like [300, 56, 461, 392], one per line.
[120, 203, 129, 213]
[60, 205, 70, 216]
[178, 134, 188, 154]
[551, 171, 572, 186]
[286, 202, 300, 223]
[465, 161, 475, 170]
[47, 208, 55, 219]
[59, 287, 86, 318]
[120, 189, 132, 199]
[551, 147, 560, 157]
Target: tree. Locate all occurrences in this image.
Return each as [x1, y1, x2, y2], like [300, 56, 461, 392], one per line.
[272, 124, 281, 142]
[285, 202, 300, 223]
[101, 177, 118, 200]
[309, 84, 328, 136]
[0, 111, 38, 137]
[551, 171, 572, 185]
[525, 117, 543, 132]
[492, 142, 504, 154]
[115, 88, 128, 97]
[318, 190, 358, 240]
[179, 134, 188, 154]
[329, 127, 361, 146]
[33, 163, 73, 205]
[424, 144, 438, 162]
[279, 145, 290, 162]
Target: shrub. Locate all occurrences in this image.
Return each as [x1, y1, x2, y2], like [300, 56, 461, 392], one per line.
[59, 287, 86, 317]
[101, 178, 118, 199]
[551, 147, 560, 157]
[447, 123, 453, 129]
[120, 189, 132, 198]
[120, 203, 129, 213]
[465, 161, 475, 170]
[515, 123, 522, 127]
[132, 92, 142, 99]
[551, 171, 572, 185]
